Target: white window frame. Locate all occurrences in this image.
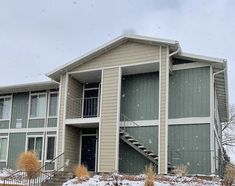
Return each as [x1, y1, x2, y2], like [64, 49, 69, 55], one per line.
[45, 134, 56, 162]
[29, 92, 47, 120]
[0, 136, 9, 162]
[26, 135, 44, 161]
[0, 95, 12, 121]
[48, 92, 59, 119]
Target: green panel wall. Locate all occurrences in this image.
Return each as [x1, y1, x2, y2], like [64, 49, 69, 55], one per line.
[28, 119, 44, 128]
[0, 162, 6, 169]
[10, 93, 29, 128]
[126, 126, 158, 153]
[169, 67, 210, 118]
[48, 118, 57, 127]
[168, 124, 211, 174]
[119, 126, 158, 173]
[8, 133, 26, 169]
[121, 72, 159, 121]
[0, 120, 9, 129]
[119, 140, 155, 174]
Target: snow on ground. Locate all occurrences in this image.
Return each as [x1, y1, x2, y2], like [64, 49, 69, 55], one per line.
[63, 174, 221, 186]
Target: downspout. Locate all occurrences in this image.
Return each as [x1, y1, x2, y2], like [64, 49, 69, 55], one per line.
[212, 68, 226, 157]
[169, 47, 180, 57]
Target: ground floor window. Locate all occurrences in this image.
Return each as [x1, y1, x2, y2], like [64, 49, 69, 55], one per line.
[46, 136, 55, 160]
[0, 137, 7, 161]
[27, 137, 43, 160]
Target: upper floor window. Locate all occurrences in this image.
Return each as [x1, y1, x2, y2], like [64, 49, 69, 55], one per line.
[30, 94, 46, 118]
[49, 93, 58, 117]
[0, 97, 11, 120]
[0, 137, 8, 161]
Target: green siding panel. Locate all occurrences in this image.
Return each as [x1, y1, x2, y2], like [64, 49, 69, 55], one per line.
[0, 120, 9, 129]
[119, 140, 155, 174]
[10, 93, 29, 128]
[121, 72, 159, 121]
[126, 126, 158, 153]
[0, 162, 6, 169]
[28, 119, 44, 128]
[168, 124, 211, 174]
[169, 67, 210, 118]
[8, 133, 26, 169]
[48, 118, 57, 127]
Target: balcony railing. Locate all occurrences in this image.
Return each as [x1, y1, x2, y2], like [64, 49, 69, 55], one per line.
[66, 97, 99, 119]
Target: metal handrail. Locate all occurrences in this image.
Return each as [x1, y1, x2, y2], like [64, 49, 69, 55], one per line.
[66, 97, 99, 118]
[3, 152, 65, 186]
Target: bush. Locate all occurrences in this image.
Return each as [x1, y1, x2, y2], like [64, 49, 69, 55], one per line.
[145, 164, 155, 186]
[17, 151, 40, 179]
[73, 164, 90, 181]
[223, 164, 235, 186]
[172, 164, 188, 177]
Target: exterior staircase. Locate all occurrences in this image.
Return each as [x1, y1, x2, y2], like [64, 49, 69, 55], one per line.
[41, 171, 73, 186]
[120, 114, 174, 173]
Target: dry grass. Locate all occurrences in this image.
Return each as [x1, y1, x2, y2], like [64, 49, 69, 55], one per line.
[74, 164, 90, 181]
[17, 151, 40, 179]
[144, 164, 155, 186]
[223, 164, 235, 186]
[172, 164, 188, 177]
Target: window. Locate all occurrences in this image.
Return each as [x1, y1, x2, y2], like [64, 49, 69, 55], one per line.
[0, 97, 11, 120]
[27, 137, 43, 160]
[30, 94, 46, 118]
[49, 93, 58, 117]
[0, 138, 8, 161]
[46, 136, 55, 160]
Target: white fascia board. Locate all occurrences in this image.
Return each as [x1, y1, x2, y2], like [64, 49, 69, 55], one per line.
[178, 52, 226, 64]
[0, 81, 59, 94]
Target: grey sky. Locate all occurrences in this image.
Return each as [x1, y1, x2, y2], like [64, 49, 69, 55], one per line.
[0, 0, 235, 163]
[0, 0, 234, 104]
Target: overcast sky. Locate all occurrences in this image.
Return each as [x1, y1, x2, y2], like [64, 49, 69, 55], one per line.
[0, 0, 235, 161]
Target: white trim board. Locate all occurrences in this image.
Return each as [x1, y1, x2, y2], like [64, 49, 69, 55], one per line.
[65, 117, 100, 125]
[119, 117, 211, 127]
[0, 127, 57, 133]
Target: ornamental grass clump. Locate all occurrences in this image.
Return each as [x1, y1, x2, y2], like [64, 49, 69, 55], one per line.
[74, 164, 90, 181]
[224, 164, 235, 186]
[145, 164, 155, 186]
[172, 164, 188, 177]
[17, 151, 40, 179]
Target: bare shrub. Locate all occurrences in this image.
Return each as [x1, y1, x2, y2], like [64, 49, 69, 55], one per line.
[73, 164, 90, 181]
[223, 164, 235, 186]
[145, 164, 155, 186]
[17, 151, 40, 179]
[172, 164, 188, 177]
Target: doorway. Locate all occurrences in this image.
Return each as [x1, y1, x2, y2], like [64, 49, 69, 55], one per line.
[80, 135, 97, 171]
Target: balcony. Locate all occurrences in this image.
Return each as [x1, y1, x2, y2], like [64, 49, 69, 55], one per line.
[65, 97, 100, 126]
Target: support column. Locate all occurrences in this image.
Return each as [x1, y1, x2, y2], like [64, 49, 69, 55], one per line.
[158, 46, 169, 174]
[98, 67, 121, 172]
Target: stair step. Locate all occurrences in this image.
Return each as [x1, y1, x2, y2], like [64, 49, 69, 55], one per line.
[127, 138, 137, 142]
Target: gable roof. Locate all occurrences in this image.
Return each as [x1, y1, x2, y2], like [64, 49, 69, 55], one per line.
[47, 34, 180, 81]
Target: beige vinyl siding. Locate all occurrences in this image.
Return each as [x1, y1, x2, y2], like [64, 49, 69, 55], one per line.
[66, 76, 83, 118]
[99, 67, 120, 172]
[57, 74, 67, 160]
[73, 42, 160, 71]
[158, 46, 169, 174]
[64, 125, 80, 171]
